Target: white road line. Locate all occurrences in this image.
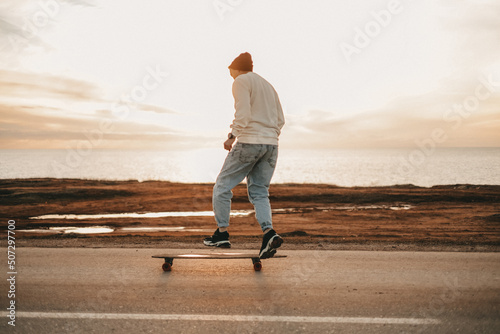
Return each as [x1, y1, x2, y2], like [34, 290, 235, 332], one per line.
[0, 312, 440, 325]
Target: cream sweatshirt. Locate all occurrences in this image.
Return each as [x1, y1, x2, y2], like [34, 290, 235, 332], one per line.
[230, 72, 285, 145]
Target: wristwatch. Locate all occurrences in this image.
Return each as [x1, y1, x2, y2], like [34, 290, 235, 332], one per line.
[227, 133, 235, 139]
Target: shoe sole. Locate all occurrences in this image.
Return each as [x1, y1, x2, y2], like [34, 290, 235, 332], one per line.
[260, 235, 283, 259]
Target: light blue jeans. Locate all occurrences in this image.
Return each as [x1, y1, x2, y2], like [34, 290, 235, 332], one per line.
[213, 142, 278, 232]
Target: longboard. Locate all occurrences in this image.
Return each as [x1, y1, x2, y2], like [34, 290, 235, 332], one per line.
[152, 252, 286, 271]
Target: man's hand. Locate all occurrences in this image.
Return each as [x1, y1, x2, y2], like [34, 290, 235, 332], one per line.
[224, 138, 236, 151]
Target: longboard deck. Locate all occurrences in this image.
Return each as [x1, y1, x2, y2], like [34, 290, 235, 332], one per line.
[152, 253, 287, 259]
[152, 252, 286, 272]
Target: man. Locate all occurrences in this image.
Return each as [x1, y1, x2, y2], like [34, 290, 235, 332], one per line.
[203, 52, 285, 259]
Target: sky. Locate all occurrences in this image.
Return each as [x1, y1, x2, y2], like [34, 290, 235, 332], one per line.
[0, 0, 499, 150]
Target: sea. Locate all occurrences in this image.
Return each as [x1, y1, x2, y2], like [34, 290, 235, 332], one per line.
[1, 148, 499, 187]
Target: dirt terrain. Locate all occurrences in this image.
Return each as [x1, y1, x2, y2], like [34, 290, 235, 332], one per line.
[1, 179, 499, 251]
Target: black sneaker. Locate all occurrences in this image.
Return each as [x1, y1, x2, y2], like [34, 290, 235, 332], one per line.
[259, 229, 283, 259]
[203, 228, 231, 248]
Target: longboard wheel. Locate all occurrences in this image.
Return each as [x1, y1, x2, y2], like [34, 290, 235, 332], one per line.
[162, 262, 172, 272]
[253, 261, 262, 271]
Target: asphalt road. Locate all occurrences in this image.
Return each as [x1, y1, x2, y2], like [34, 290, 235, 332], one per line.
[1, 247, 499, 333]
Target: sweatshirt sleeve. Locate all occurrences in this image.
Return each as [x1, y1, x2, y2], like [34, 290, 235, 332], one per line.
[276, 94, 285, 133]
[230, 77, 251, 137]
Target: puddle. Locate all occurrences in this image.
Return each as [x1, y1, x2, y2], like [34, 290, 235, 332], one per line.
[120, 227, 212, 232]
[20, 204, 412, 235]
[272, 205, 413, 214]
[29, 205, 413, 221]
[320, 204, 413, 211]
[18, 226, 213, 234]
[17, 226, 115, 234]
[388, 205, 412, 211]
[30, 210, 252, 220]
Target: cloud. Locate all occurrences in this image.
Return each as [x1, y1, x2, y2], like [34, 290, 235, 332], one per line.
[440, 0, 500, 32]
[62, 0, 96, 7]
[0, 103, 187, 149]
[0, 69, 190, 149]
[438, 0, 500, 68]
[282, 76, 500, 149]
[0, 69, 103, 102]
[0, 0, 96, 61]
[0, 69, 177, 113]
[136, 103, 177, 114]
